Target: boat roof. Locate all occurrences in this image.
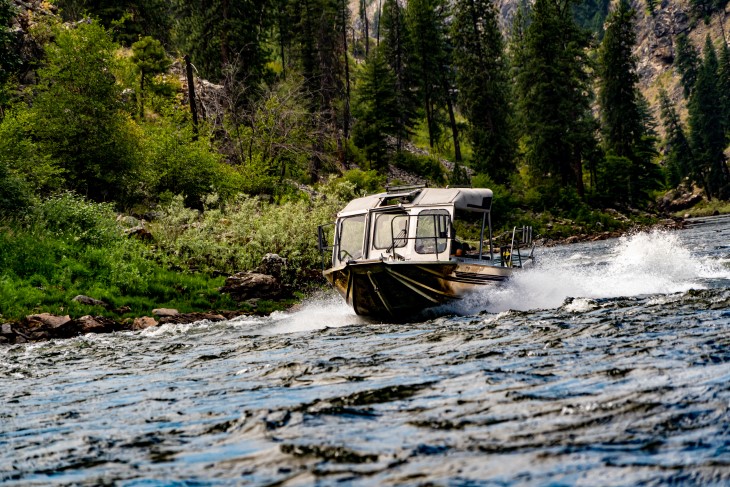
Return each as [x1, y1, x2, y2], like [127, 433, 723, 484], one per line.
[338, 187, 493, 217]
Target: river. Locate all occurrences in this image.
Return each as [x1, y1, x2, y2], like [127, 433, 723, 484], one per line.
[2, 215, 730, 486]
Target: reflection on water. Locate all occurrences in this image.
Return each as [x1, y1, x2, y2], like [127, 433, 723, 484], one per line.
[2, 216, 730, 486]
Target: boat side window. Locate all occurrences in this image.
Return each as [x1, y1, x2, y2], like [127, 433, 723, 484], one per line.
[373, 213, 408, 249]
[415, 209, 450, 254]
[338, 215, 366, 262]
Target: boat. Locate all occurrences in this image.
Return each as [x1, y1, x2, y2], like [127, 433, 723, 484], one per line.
[317, 185, 534, 319]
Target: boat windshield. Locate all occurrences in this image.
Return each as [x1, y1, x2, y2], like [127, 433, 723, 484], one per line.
[415, 209, 450, 254]
[373, 213, 408, 249]
[337, 215, 366, 262]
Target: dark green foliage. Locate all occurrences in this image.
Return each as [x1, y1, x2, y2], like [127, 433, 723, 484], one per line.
[688, 36, 730, 199]
[55, 0, 171, 46]
[674, 34, 699, 99]
[172, 0, 273, 85]
[380, 0, 417, 149]
[405, 0, 450, 151]
[658, 89, 693, 187]
[352, 50, 398, 171]
[286, 0, 349, 179]
[572, 0, 610, 35]
[718, 42, 730, 137]
[0, 160, 31, 216]
[131, 36, 170, 118]
[0, 0, 19, 108]
[451, 0, 515, 184]
[513, 0, 596, 198]
[598, 0, 641, 159]
[30, 22, 140, 202]
[597, 0, 660, 205]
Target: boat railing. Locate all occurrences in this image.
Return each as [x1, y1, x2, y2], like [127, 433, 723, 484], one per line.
[495, 226, 534, 268]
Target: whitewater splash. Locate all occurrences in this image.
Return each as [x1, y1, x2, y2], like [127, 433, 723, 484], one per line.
[264, 291, 369, 334]
[456, 230, 729, 315]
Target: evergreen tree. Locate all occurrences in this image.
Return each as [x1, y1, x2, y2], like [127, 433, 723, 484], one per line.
[597, 0, 660, 204]
[658, 89, 693, 187]
[688, 36, 730, 199]
[718, 41, 730, 137]
[674, 33, 699, 99]
[352, 49, 398, 171]
[287, 0, 348, 178]
[513, 0, 595, 197]
[405, 0, 460, 161]
[55, 0, 171, 46]
[172, 0, 273, 86]
[131, 36, 170, 118]
[380, 0, 417, 150]
[452, 0, 514, 184]
[0, 0, 19, 114]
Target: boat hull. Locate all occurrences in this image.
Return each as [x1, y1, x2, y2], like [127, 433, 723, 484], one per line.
[324, 260, 512, 319]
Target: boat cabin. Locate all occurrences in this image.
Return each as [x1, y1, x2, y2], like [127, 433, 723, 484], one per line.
[325, 186, 500, 267]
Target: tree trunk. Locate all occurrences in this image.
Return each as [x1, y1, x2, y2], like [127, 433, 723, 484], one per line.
[442, 76, 461, 162]
[185, 54, 199, 139]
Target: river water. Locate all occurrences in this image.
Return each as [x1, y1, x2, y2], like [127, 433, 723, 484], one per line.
[2, 216, 730, 486]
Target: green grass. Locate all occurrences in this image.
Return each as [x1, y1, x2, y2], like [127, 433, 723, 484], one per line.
[674, 199, 730, 218]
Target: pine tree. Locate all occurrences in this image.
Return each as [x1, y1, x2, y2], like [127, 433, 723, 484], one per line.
[55, 0, 171, 46]
[452, 0, 514, 184]
[287, 0, 348, 178]
[131, 36, 170, 118]
[674, 33, 699, 99]
[598, 0, 660, 204]
[0, 0, 19, 114]
[718, 41, 730, 137]
[405, 0, 460, 161]
[688, 36, 730, 199]
[658, 89, 693, 187]
[513, 0, 595, 196]
[352, 49, 398, 171]
[379, 0, 417, 150]
[172, 0, 273, 87]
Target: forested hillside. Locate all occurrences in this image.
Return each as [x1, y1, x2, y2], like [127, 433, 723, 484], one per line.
[0, 0, 729, 320]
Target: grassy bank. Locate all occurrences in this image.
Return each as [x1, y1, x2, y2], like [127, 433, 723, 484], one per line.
[0, 185, 350, 322]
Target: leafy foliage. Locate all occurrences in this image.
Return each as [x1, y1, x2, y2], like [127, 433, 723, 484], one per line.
[30, 21, 140, 201]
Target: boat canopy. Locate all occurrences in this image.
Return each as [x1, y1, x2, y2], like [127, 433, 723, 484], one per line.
[337, 188, 493, 217]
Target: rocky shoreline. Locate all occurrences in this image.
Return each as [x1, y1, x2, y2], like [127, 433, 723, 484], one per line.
[0, 218, 691, 346]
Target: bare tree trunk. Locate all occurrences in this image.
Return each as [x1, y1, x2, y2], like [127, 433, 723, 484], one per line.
[185, 55, 199, 140]
[442, 76, 461, 162]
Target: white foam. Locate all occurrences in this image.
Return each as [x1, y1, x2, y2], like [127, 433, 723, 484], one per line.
[459, 230, 729, 314]
[263, 291, 369, 334]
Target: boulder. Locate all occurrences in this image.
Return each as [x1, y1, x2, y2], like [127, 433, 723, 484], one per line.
[72, 295, 109, 308]
[133, 316, 159, 330]
[658, 185, 704, 212]
[1, 323, 12, 335]
[52, 315, 117, 338]
[152, 308, 179, 317]
[73, 315, 115, 334]
[257, 253, 288, 279]
[219, 272, 283, 302]
[25, 313, 71, 329]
